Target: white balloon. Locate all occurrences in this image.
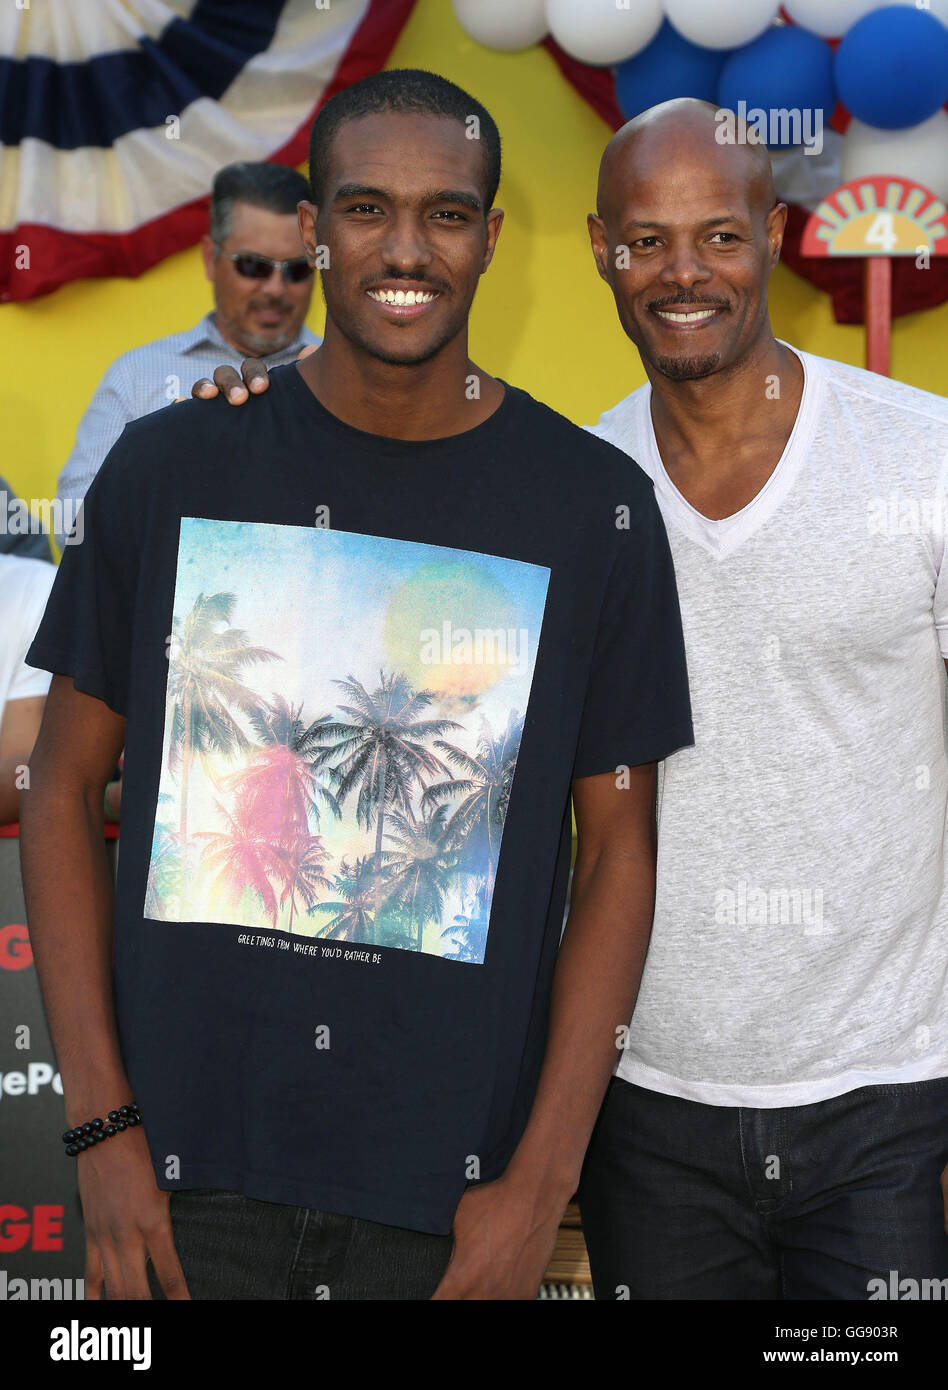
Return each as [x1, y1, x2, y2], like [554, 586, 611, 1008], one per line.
[841, 111, 948, 201]
[783, 1, 883, 38]
[451, 0, 547, 51]
[545, 0, 663, 66]
[664, 0, 780, 50]
[784, 0, 948, 39]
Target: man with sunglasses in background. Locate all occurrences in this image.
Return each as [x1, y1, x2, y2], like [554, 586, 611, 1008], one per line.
[53, 161, 319, 549]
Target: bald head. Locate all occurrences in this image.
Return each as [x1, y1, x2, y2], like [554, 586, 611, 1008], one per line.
[587, 97, 786, 384]
[597, 98, 776, 229]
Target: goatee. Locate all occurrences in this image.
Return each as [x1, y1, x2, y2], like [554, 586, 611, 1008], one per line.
[654, 352, 721, 381]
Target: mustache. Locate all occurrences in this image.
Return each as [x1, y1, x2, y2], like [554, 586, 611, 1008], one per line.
[648, 295, 729, 311]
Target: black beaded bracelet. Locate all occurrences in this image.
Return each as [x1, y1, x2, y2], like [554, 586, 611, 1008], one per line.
[61, 1103, 141, 1156]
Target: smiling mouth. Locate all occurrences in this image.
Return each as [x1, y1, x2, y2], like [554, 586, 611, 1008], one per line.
[652, 306, 723, 326]
[366, 288, 439, 306]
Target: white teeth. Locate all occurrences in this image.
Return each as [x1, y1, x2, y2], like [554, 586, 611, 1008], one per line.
[367, 288, 437, 305]
[656, 308, 717, 322]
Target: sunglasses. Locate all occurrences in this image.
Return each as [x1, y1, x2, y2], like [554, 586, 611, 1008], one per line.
[217, 248, 314, 284]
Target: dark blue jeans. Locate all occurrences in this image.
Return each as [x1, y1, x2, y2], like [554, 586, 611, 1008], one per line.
[143, 1189, 453, 1300]
[577, 1075, 948, 1300]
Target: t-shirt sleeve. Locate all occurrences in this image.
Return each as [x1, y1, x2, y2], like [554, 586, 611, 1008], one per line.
[25, 431, 141, 716]
[572, 484, 693, 779]
[6, 563, 56, 702]
[8, 660, 51, 702]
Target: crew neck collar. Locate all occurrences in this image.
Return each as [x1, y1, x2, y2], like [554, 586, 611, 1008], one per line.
[282, 361, 521, 459]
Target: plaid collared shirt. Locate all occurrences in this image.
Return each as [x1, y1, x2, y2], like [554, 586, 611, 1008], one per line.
[54, 311, 319, 546]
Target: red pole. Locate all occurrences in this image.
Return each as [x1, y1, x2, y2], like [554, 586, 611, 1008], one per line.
[863, 257, 891, 376]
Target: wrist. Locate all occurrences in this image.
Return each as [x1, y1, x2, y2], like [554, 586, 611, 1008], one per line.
[501, 1156, 577, 1219]
[63, 1102, 141, 1156]
[65, 1076, 134, 1128]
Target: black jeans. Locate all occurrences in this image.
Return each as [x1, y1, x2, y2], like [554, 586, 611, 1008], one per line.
[577, 1075, 948, 1300]
[143, 1189, 453, 1300]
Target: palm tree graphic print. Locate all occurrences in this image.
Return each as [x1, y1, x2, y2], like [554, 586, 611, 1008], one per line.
[146, 519, 549, 963]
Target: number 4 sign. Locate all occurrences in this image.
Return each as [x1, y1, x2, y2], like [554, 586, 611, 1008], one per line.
[864, 213, 899, 253]
[801, 176, 948, 377]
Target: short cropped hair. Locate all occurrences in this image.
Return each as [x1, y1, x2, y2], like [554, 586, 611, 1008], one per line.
[308, 68, 502, 211]
[210, 162, 313, 244]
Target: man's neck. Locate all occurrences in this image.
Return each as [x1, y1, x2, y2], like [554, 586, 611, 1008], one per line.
[647, 333, 803, 464]
[296, 320, 504, 441]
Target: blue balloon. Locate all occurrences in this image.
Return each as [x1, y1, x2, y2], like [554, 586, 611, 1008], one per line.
[614, 20, 727, 121]
[835, 6, 948, 130]
[717, 26, 837, 149]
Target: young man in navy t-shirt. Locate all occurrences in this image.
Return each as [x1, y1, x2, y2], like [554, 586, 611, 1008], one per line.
[22, 71, 692, 1301]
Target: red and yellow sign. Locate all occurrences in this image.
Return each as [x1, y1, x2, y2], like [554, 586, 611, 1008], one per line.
[801, 177, 948, 258]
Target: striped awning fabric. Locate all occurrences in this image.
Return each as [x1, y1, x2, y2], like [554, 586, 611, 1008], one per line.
[0, 0, 416, 301]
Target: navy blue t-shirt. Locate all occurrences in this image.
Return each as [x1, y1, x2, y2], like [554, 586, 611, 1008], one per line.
[27, 364, 692, 1234]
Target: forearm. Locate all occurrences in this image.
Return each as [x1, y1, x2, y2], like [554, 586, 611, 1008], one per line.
[20, 779, 131, 1123]
[503, 836, 656, 1208]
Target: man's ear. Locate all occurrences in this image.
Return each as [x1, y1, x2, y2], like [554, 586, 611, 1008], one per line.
[481, 207, 504, 273]
[587, 213, 612, 285]
[298, 200, 320, 261]
[765, 202, 788, 268]
[199, 233, 216, 283]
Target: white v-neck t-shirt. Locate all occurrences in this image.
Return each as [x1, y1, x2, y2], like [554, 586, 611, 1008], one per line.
[589, 346, 948, 1106]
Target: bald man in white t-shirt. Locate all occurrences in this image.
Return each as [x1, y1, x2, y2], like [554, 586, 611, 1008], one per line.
[576, 98, 948, 1301]
[0, 554, 54, 822]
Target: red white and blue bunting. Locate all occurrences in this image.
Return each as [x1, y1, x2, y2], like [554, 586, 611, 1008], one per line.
[0, 0, 416, 302]
[2, 0, 945, 321]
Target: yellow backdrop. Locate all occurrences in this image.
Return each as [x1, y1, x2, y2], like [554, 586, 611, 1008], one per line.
[3, 0, 946, 511]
